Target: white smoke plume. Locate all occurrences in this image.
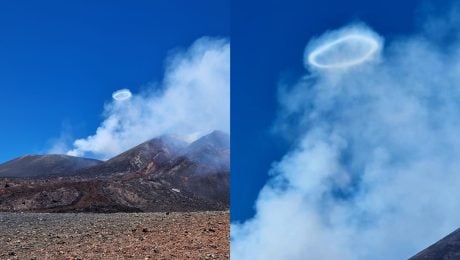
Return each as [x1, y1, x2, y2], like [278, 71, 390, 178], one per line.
[232, 14, 460, 260]
[66, 37, 229, 159]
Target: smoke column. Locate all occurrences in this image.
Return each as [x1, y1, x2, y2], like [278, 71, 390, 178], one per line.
[232, 20, 460, 260]
[65, 37, 229, 159]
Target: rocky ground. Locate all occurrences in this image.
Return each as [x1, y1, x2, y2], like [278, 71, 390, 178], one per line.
[0, 211, 229, 260]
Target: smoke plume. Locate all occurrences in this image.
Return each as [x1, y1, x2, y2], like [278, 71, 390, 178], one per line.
[65, 37, 229, 159]
[232, 13, 460, 260]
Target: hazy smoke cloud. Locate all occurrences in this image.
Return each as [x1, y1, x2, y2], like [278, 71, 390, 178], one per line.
[232, 15, 460, 260]
[66, 37, 229, 159]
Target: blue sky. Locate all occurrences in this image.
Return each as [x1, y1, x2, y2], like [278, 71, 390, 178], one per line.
[0, 0, 229, 163]
[231, 0, 428, 222]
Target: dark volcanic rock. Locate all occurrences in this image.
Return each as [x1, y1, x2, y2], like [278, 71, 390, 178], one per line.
[0, 155, 102, 178]
[410, 228, 460, 260]
[76, 136, 187, 177]
[0, 131, 230, 213]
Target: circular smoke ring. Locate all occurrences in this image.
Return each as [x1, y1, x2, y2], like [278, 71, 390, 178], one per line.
[112, 89, 132, 101]
[308, 34, 380, 69]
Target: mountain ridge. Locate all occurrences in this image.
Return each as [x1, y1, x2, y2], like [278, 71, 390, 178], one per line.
[410, 228, 460, 260]
[0, 154, 102, 178]
[0, 131, 229, 213]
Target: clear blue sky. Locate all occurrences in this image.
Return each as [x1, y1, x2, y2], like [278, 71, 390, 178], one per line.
[0, 0, 229, 163]
[230, 0, 438, 222]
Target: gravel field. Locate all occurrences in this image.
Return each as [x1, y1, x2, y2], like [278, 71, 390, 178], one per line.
[0, 211, 229, 260]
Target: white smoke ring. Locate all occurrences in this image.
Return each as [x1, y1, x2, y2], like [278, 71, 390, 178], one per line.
[308, 34, 380, 69]
[112, 89, 132, 101]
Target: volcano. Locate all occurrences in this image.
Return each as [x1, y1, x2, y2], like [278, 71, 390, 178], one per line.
[0, 131, 229, 213]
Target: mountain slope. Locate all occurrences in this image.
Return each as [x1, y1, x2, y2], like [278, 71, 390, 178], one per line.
[410, 228, 460, 260]
[75, 136, 187, 177]
[0, 155, 102, 178]
[0, 131, 230, 213]
[183, 130, 230, 172]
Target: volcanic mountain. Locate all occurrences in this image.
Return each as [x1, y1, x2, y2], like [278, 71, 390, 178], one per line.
[0, 131, 229, 213]
[410, 228, 460, 260]
[0, 155, 102, 178]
